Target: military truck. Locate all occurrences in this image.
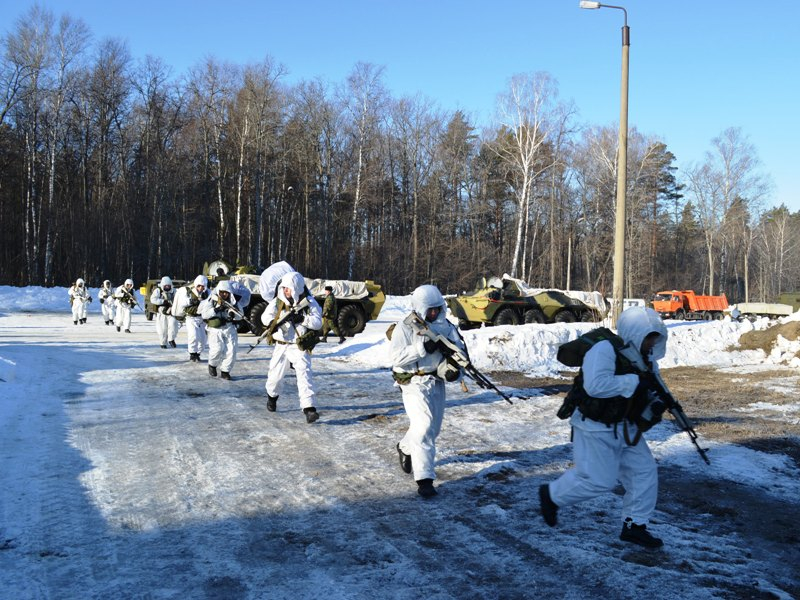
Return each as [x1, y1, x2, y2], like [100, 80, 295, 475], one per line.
[446, 275, 603, 329]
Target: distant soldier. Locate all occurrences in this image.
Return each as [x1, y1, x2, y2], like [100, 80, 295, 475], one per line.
[200, 280, 242, 380]
[98, 280, 115, 325]
[173, 275, 209, 362]
[68, 278, 92, 325]
[113, 279, 137, 333]
[321, 285, 345, 344]
[260, 271, 323, 423]
[151, 276, 179, 349]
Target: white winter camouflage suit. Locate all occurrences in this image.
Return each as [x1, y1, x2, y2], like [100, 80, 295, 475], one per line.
[68, 279, 90, 322]
[549, 306, 668, 526]
[389, 285, 466, 482]
[98, 281, 115, 324]
[113, 280, 136, 331]
[173, 275, 209, 357]
[200, 280, 242, 374]
[261, 271, 323, 410]
[150, 276, 179, 346]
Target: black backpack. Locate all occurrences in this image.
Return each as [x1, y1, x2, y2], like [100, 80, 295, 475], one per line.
[557, 327, 625, 367]
[556, 327, 627, 420]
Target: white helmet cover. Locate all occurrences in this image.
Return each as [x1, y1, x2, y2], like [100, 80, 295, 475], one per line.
[124, 278, 134, 287]
[278, 271, 306, 303]
[617, 306, 668, 362]
[411, 284, 447, 324]
[76, 278, 85, 286]
[193, 275, 209, 289]
[160, 276, 173, 288]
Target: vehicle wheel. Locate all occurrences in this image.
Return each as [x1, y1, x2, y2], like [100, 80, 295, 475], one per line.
[524, 308, 545, 324]
[675, 308, 686, 320]
[236, 321, 251, 334]
[493, 307, 520, 326]
[702, 311, 712, 321]
[248, 301, 268, 335]
[338, 303, 366, 337]
[713, 312, 725, 321]
[554, 310, 577, 323]
[580, 310, 598, 322]
[458, 319, 479, 330]
[146, 310, 154, 321]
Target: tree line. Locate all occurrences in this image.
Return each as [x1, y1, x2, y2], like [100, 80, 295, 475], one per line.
[1, 6, 798, 301]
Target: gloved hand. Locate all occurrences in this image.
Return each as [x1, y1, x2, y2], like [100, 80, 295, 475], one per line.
[288, 311, 305, 325]
[423, 339, 438, 354]
[227, 309, 239, 320]
[633, 372, 657, 401]
[189, 296, 200, 307]
[88, 296, 93, 303]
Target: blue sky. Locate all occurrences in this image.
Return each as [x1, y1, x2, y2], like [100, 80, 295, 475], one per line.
[4, 0, 799, 212]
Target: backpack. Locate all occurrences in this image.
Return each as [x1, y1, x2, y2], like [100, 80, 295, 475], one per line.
[555, 327, 627, 421]
[557, 327, 624, 367]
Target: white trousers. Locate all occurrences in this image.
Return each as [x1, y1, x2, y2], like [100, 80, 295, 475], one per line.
[265, 343, 315, 409]
[115, 304, 132, 330]
[101, 299, 115, 322]
[398, 376, 445, 482]
[207, 324, 238, 373]
[185, 316, 207, 354]
[548, 424, 658, 525]
[155, 312, 179, 345]
[71, 301, 87, 321]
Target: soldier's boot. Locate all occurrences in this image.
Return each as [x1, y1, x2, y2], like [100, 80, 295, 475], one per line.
[208, 365, 217, 377]
[267, 395, 278, 412]
[620, 519, 663, 549]
[169, 340, 177, 348]
[338, 336, 346, 344]
[303, 407, 319, 424]
[416, 479, 437, 499]
[220, 371, 231, 380]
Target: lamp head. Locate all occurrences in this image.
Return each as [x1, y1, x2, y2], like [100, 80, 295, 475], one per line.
[580, 1, 601, 8]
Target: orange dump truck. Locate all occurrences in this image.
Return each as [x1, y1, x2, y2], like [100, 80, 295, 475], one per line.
[651, 290, 728, 320]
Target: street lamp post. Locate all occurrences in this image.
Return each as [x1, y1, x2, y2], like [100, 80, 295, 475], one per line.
[580, 1, 629, 327]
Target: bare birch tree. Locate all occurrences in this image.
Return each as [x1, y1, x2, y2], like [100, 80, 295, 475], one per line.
[492, 72, 562, 278]
[342, 62, 385, 279]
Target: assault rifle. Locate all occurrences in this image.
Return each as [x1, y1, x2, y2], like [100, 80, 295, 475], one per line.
[247, 297, 310, 353]
[216, 295, 256, 332]
[120, 287, 142, 311]
[618, 345, 711, 465]
[405, 313, 514, 405]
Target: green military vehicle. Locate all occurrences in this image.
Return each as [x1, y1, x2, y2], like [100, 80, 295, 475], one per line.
[446, 275, 604, 329]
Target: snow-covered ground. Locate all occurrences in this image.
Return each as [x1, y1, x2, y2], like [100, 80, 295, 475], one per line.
[1, 286, 799, 599]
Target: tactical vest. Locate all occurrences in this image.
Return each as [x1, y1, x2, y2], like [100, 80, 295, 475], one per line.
[557, 328, 647, 427]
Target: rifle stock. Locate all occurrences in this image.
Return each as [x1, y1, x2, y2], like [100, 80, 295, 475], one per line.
[405, 313, 513, 405]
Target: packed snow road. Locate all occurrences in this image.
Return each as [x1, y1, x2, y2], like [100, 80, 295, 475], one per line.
[1, 307, 798, 599]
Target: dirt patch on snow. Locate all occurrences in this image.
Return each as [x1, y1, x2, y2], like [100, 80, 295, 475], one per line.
[733, 320, 800, 352]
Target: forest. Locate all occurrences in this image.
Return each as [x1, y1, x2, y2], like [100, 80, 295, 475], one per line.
[1, 6, 798, 300]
